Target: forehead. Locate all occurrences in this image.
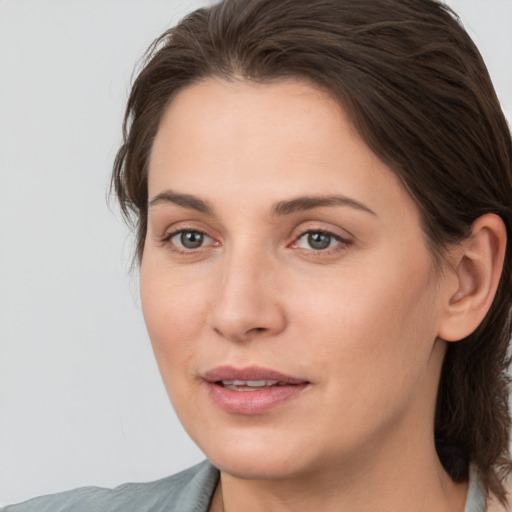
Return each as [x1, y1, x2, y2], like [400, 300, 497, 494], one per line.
[149, 78, 347, 173]
[147, 78, 419, 223]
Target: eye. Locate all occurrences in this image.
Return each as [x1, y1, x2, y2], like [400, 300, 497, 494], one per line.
[167, 229, 213, 250]
[295, 230, 347, 251]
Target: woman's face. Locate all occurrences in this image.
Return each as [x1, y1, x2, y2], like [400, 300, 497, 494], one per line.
[141, 79, 453, 480]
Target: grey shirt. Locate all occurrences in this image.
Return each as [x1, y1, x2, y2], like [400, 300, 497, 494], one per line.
[3, 460, 487, 512]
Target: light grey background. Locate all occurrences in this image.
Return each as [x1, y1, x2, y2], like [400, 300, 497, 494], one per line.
[0, 0, 511, 506]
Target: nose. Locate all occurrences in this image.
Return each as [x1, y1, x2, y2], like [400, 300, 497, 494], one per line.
[207, 248, 286, 342]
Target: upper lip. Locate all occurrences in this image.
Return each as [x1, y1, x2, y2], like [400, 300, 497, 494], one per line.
[203, 365, 308, 384]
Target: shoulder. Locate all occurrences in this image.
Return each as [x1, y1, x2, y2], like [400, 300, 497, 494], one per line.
[3, 460, 219, 512]
[466, 464, 511, 512]
[486, 475, 512, 512]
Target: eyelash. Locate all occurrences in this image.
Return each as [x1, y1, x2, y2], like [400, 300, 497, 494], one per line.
[291, 229, 351, 255]
[160, 228, 351, 256]
[161, 228, 215, 255]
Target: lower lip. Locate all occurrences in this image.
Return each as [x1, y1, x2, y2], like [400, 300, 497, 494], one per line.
[205, 382, 309, 415]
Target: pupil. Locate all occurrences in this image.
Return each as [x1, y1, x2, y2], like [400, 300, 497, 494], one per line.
[180, 231, 204, 249]
[308, 232, 331, 250]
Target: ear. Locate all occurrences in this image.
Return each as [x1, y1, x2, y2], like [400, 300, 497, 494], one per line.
[438, 213, 507, 342]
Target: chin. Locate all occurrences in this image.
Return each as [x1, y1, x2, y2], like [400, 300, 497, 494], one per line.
[208, 449, 305, 481]
[190, 423, 323, 481]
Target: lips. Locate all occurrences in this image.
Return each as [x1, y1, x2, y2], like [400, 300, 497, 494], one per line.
[203, 366, 309, 415]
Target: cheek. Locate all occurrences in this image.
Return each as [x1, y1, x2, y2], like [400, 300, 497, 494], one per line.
[288, 253, 441, 392]
[139, 262, 213, 372]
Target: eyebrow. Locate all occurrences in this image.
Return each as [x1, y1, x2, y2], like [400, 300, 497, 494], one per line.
[272, 195, 377, 216]
[148, 189, 376, 217]
[148, 191, 213, 214]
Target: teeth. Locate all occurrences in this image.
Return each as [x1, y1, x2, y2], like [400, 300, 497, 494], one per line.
[221, 379, 280, 390]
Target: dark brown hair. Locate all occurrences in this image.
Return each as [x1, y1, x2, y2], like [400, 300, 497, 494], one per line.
[112, 0, 512, 502]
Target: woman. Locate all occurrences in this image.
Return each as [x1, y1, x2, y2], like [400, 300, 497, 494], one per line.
[5, 0, 511, 510]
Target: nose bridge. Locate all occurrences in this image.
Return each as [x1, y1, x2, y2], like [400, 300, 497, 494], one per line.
[208, 238, 285, 341]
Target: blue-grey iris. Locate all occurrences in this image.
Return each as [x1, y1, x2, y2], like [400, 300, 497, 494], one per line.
[181, 231, 204, 249]
[308, 232, 331, 250]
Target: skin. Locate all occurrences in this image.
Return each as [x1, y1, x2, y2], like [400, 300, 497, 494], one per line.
[140, 79, 471, 511]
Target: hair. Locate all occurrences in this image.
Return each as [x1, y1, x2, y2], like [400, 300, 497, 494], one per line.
[112, 0, 512, 503]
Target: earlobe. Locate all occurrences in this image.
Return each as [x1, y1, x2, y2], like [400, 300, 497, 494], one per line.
[438, 213, 507, 342]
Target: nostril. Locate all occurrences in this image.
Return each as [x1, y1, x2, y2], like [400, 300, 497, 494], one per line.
[247, 327, 268, 335]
